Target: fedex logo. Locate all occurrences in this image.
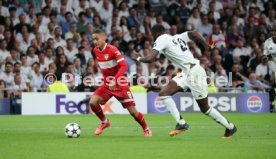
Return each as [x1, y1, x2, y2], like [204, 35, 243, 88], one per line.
[56, 95, 88, 114]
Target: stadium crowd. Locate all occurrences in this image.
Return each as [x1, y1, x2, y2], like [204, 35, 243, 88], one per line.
[0, 0, 276, 97]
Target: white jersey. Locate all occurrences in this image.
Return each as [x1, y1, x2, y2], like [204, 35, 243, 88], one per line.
[264, 37, 276, 63]
[152, 32, 199, 73]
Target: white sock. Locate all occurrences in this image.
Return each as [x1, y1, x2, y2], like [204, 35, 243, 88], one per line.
[206, 107, 234, 129]
[160, 96, 186, 125]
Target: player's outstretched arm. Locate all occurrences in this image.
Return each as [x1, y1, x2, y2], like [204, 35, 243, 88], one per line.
[133, 50, 159, 63]
[187, 31, 212, 50]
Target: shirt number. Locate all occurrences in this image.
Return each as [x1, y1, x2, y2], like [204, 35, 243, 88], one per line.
[172, 38, 187, 52]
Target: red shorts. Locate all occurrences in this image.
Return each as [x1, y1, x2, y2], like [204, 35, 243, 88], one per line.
[93, 85, 135, 108]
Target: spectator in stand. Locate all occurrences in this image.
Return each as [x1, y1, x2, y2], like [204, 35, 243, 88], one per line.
[247, 47, 262, 72]
[77, 12, 87, 33]
[232, 37, 251, 64]
[30, 62, 43, 92]
[127, 7, 140, 29]
[244, 72, 267, 92]
[64, 38, 78, 62]
[53, 26, 66, 49]
[56, 54, 69, 79]
[266, 9, 276, 26]
[0, 0, 9, 17]
[45, 47, 55, 65]
[93, 15, 105, 30]
[231, 63, 247, 88]
[13, 62, 30, 86]
[118, 1, 129, 21]
[156, 15, 170, 30]
[208, 1, 221, 22]
[256, 55, 275, 85]
[74, 0, 89, 18]
[210, 54, 222, 72]
[60, 12, 76, 36]
[197, 14, 212, 38]
[0, 39, 10, 66]
[26, 46, 39, 66]
[73, 58, 84, 77]
[20, 55, 32, 80]
[8, 74, 28, 96]
[75, 46, 87, 67]
[38, 51, 48, 74]
[98, 0, 113, 23]
[187, 7, 201, 30]
[0, 62, 14, 87]
[208, 23, 226, 49]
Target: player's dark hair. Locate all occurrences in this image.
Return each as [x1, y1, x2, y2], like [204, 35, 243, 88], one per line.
[93, 29, 106, 35]
[151, 24, 165, 35]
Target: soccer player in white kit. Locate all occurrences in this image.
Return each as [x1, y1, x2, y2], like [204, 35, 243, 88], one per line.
[264, 24, 276, 112]
[264, 25, 276, 64]
[134, 25, 237, 138]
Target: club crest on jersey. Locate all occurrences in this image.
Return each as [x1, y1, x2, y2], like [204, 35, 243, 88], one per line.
[104, 54, 109, 60]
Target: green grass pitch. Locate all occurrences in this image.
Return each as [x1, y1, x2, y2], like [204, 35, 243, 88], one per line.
[0, 113, 276, 159]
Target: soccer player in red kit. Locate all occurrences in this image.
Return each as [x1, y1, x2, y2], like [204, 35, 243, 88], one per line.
[90, 29, 152, 137]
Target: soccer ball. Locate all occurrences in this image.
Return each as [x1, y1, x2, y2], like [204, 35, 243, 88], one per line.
[64, 123, 81, 138]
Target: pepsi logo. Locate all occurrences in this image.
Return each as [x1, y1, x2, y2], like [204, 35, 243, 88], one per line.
[154, 97, 167, 112]
[247, 96, 262, 112]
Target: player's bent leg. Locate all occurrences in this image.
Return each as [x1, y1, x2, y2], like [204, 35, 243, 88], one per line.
[89, 95, 110, 135]
[159, 80, 189, 136]
[126, 106, 152, 137]
[196, 97, 237, 138]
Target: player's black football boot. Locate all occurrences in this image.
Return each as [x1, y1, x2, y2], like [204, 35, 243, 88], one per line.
[223, 125, 237, 139]
[169, 123, 189, 136]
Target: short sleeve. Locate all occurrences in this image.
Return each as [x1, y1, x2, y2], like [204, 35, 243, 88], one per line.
[113, 47, 125, 63]
[180, 32, 191, 43]
[152, 35, 168, 52]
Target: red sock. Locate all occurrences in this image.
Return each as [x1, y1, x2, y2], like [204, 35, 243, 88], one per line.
[92, 105, 106, 122]
[134, 112, 148, 130]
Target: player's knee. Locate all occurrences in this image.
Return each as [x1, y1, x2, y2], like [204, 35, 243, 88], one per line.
[127, 107, 138, 117]
[89, 99, 99, 108]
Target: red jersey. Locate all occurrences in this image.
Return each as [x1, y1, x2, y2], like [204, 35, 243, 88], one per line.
[93, 43, 128, 87]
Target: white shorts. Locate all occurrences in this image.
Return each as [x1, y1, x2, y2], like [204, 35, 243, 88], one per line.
[173, 64, 208, 100]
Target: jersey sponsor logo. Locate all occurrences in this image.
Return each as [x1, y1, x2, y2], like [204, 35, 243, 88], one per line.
[247, 96, 262, 112]
[98, 59, 117, 69]
[154, 97, 167, 112]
